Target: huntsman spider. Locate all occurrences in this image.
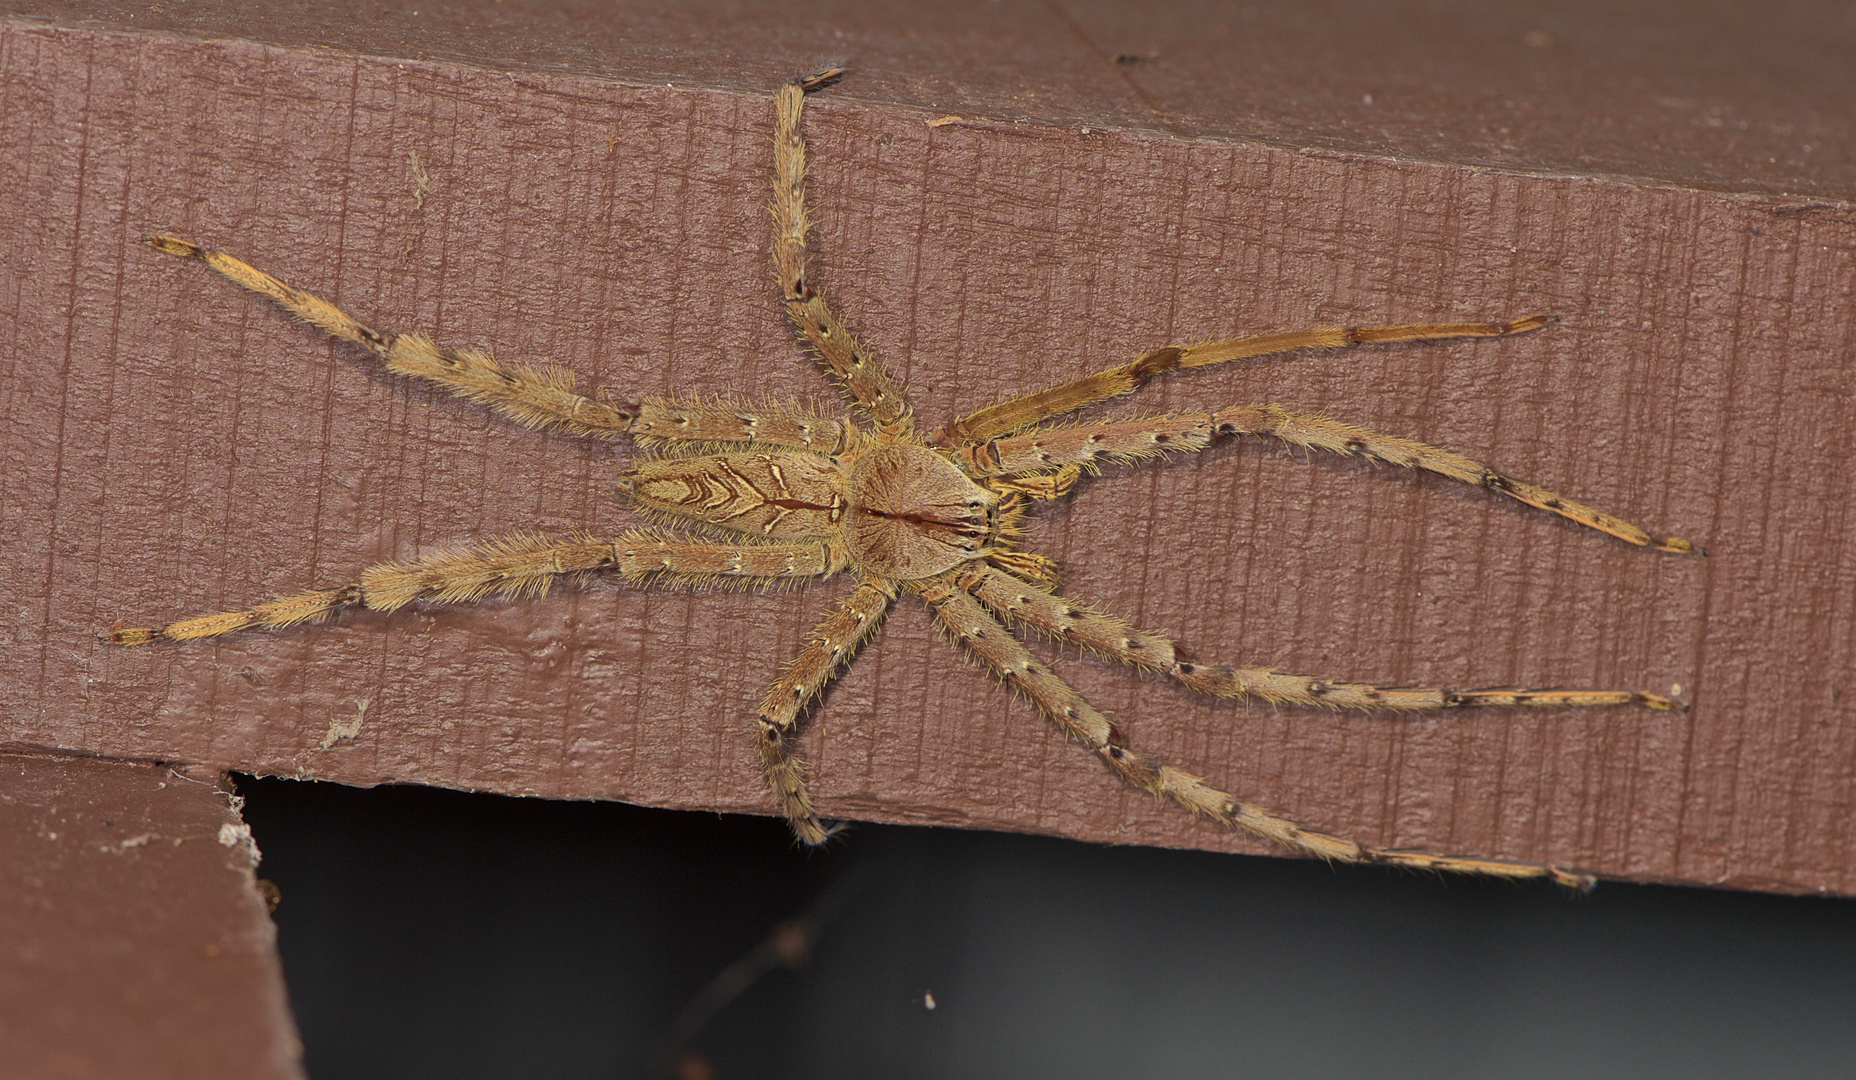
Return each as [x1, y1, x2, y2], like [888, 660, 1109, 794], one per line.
[110, 69, 1696, 890]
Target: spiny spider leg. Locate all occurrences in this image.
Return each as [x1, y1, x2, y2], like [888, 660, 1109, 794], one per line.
[934, 315, 1553, 445]
[107, 532, 839, 644]
[958, 406, 1695, 552]
[146, 237, 858, 456]
[773, 74, 915, 438]
[627, 399, 859, 454]
[962, 563, 1679, 711]
[758, 581, 896, 845]
[144, 237, 638, 439]
[916, 574, 1591, 889]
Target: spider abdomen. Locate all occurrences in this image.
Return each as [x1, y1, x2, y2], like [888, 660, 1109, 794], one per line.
[620, 451, 847, 538]
[844, 443, 998, 580]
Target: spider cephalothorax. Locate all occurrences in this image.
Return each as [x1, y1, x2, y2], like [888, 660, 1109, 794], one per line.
[112, 69, 1696, 889]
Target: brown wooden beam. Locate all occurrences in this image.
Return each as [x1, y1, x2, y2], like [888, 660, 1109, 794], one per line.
[3, 1, 1853, 895]
[0, 752, 302, 1078]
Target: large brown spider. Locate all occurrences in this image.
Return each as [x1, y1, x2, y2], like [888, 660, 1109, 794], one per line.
[111, 69, 1695, 889]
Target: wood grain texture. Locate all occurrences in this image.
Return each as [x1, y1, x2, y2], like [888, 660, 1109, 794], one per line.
[2, 3, 1853, 895]
[0, 753, 303, 1079]
[8, 0, 1853, 199]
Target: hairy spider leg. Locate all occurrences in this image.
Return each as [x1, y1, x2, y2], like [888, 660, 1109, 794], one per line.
[934, 316, 1554, 445]
[958, 564, 1679, 711]
[106, 533, 838, 644]
[144, 237, 861, 458]
[143, 236, 637, 439]
[627, 399, 862, 454]
[773, 74, 915, 439]
[916, 574, 1591, 889]
[958, 405, 1696, 552]
[758, 581, 896, 845]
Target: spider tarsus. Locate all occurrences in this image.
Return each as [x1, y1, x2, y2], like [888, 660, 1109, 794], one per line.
[811, 819, 852, 847]
[797, 66, 848, 92]
[103, 625, 160, 645]
[1503, 313, 1557, 334]
[1639, 691, 1691, 713]
[1555, 869, 1599, 893]
[145, 235, 202, 259]
[792, 821, 831, 847]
